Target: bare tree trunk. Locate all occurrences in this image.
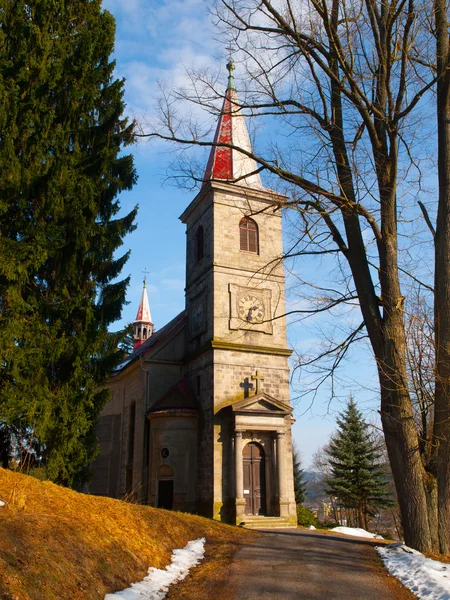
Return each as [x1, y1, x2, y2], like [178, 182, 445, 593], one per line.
[326, 0, 433, 550]
[433, 0, 450, 555]
[376, 149, 433, 550]
[424, 471, 440, 551]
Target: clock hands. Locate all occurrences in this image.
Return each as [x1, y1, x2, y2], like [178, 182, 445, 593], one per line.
[246, 305, 259, 321]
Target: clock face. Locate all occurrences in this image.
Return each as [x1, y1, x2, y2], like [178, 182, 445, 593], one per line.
[238, 294, 265, 323]
[192, 299, 205, 331]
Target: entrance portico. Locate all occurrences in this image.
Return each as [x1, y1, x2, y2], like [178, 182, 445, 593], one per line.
[232, 393, 295, 525]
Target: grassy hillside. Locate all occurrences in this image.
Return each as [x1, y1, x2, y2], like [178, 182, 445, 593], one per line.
[0, 469, 251, 600]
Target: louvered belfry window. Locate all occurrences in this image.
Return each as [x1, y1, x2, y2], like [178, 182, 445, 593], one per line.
[196, 225, 204, 262]
[239, 218, 258, 253]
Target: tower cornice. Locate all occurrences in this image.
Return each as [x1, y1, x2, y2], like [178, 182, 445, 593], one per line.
[179, 180, 287, 224]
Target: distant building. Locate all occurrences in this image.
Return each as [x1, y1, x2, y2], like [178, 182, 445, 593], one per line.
[86, 62, 297, 527]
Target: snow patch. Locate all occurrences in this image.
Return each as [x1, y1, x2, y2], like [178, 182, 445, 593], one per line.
[331, 526, 384, 540]
[104, 537, 205, 600]
[377, 544, 450, 599]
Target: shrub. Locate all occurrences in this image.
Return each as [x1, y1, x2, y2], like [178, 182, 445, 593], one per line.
[297, 506, 318, 527]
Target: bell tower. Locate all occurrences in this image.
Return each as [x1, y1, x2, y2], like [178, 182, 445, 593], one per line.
[180, 61, 297, 525]
[133, 277, 154, 351]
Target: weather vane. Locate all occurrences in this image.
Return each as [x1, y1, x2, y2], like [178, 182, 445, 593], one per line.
[142, 267, 149, 284]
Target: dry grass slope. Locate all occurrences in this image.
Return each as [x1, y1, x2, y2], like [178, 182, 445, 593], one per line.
[0, 469, 252, 600]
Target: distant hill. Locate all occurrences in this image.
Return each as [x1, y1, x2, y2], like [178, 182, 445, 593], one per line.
[0, 469, 249, 600]
[303, 470, 324, 483]
[302, 470, 327, 506]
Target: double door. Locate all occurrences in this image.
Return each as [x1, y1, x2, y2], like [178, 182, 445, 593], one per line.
[243, 442, 266, 515]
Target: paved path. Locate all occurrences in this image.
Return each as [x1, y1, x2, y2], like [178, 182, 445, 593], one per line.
[228, 528, 414, 599]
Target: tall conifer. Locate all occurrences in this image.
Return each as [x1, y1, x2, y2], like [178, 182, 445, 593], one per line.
[293, 444, 307, 505]
[0, 0, 137, 485]
[325, 398, 391, 529]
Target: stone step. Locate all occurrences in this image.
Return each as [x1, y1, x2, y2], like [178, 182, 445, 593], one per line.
[239, 516, 295, 529]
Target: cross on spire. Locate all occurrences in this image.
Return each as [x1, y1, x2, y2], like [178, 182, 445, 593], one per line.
[142, 267, 149, 287]
[251, 370, 264, 395]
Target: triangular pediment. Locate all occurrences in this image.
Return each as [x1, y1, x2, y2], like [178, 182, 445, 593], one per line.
[232, 393, 292, 416]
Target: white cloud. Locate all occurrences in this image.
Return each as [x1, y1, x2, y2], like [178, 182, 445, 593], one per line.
[104, 0, 223, 131]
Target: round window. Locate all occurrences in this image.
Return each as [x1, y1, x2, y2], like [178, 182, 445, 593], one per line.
[161, 448, 170, 459]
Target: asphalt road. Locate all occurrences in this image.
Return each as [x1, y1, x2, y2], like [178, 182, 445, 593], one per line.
[228, 528, 414, 600]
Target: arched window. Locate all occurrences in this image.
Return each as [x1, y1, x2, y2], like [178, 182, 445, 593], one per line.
[239, 218, 258, 253]
[196, 225, 204, 262]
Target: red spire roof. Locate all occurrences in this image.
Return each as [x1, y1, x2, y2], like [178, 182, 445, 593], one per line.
[203, 61, 265, 189]
[135, 278, 152, 324]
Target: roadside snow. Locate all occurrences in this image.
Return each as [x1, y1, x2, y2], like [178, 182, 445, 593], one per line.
[377, 544, 450, 600]
[104, 537, 206, 600]
[331, 526, 384, 540]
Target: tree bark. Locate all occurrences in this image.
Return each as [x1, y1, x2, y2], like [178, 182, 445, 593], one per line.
[326, 0, 433, 551]
[433, 0, 450, 555]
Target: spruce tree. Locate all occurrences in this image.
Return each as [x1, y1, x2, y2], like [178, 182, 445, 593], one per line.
[325, 398, 391, 530]
[293, 444, 307, 505]
[0, 0, 137, 485]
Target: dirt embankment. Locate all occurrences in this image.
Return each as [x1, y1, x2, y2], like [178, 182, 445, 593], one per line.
[0, 469, 252, 600]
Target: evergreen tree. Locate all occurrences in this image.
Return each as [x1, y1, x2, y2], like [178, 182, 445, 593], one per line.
[0, 0, 137, 485]
[119, 323, 136, 356]
[325, 398, 392, 530]
[293, 444, 307, 505]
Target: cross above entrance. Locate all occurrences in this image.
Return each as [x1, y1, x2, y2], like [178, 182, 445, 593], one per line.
[240, 377, 254, 399]
[251, 370, 264, 395]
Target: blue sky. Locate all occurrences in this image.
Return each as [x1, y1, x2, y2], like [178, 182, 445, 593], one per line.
[103, 0, 382, 468]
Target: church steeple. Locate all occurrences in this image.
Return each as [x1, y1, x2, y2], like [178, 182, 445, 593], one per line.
[203, 61, 265, 190]
[133, 276, 154, 351]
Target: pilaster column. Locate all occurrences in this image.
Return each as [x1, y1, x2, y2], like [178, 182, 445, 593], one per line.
[276, 431, 289, 517]
[235, 431, 244, 499]
[276, 431, 287, 499]
[235, 431, 246, 524]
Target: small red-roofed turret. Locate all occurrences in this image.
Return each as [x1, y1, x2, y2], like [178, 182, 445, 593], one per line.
[133, 277, 154, 351]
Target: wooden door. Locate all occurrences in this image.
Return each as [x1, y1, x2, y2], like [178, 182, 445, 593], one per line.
[158, 480, 174, 509]
[243, 442, 266, 515]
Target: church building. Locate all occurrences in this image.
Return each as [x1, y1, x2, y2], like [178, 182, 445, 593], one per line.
[88, 62, 297, 527]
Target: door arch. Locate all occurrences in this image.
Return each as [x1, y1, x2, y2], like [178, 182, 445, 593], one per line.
[157, 464, 174, 510]
[243, 442, 266, 515]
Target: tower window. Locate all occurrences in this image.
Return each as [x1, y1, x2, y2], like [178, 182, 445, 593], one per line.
[239, 218, 258, 253]
[196, 225, 204, 262]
